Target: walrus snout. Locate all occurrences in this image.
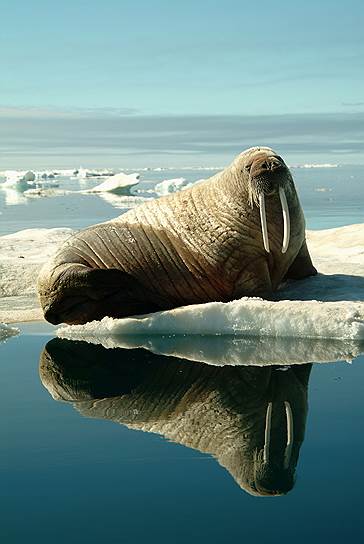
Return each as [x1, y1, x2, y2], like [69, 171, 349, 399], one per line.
[246, 154, 291, 255]
[249, 155, 286, 193]
[43, 295, 98, 325]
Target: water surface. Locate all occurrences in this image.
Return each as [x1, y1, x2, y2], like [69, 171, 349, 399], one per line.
[1, 328, 364, 543]
[1, 165, 363, 235]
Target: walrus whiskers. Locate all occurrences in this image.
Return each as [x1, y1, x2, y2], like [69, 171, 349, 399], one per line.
[279, 187, 290, 254]
[259, 193, 270, 253]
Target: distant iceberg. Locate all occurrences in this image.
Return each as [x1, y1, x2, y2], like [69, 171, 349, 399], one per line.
[154, 177, 192, 195]
[290, 163, 339, 169]
[73, 168, 115, 179]
[2, 170, 36, 188]
[85, 172, 140, 195]
[0, 322, 19, 342]
[0, 170, 60, 193]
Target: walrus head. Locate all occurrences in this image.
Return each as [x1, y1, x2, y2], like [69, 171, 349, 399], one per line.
[233, 146, 294, 255]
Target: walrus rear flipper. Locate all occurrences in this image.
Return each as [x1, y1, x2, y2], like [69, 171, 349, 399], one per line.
[42, 266, 163, 325]
[284, 240, 317, 280]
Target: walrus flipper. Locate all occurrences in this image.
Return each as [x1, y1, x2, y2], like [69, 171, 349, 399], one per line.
[42, 266, 163, 325]
[285, 240, 317, 280]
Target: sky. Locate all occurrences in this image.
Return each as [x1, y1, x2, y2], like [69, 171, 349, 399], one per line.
[1, 0, 364, 168]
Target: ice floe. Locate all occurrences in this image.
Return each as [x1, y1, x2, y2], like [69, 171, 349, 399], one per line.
[58, 298, 364, 341]
[0, 322, 19, 343]
[0, 223, 363, 330]
[73, 168, 115, 179]
[154, 177, 193, 195]
[154, 177, 205, 195]
[1, 170, 36, 186]
[85, 172, 140, 194]
[0, 228, 73, 321]
[290, 163, 339, 169]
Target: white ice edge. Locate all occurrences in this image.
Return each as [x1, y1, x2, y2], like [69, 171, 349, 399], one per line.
[57, 298, 364, 341]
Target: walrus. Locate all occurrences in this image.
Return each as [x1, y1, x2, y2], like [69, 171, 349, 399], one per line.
[39, 338, 312, 496]
[38, 146, 317, 325]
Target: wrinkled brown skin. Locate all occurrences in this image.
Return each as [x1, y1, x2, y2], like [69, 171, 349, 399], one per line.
[40, 338, 312, 496]
[38, 147, 317, 325]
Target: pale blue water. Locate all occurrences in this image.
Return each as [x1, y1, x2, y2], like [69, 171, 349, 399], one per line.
[0, 165, 363, 234]
[1, 165, 364, 543]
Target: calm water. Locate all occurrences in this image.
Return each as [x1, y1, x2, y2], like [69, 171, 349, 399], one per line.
[1, 164, 364, 542]
[1, 327, 364, 543]
[0, 165, 363, 235]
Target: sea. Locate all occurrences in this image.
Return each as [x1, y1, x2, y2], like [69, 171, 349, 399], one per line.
[1, 164, 364, 543]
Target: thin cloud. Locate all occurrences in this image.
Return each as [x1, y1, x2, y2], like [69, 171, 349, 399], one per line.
[342, 102, 364, 107]
[1, 112, 363, 168]
[0, 105, 140, 119]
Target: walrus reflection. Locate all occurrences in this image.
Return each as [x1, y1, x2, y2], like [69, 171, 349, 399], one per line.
[40, 339, 311, 497]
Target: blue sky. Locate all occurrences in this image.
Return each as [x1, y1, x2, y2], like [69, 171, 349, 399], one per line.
[1, 0, 364, 167]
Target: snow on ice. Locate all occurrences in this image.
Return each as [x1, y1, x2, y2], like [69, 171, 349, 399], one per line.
[0, 224, 363, 343]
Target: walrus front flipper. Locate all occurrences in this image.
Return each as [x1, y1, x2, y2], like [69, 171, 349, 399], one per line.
[285, 240, 317, 280]
[41, 266, 163, 325]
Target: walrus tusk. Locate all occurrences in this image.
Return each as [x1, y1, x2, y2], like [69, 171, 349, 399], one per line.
[259, 193, 270, 253]
[263, 402, 273, 462]
[283, 401, 294, 469]
[279, 187, 290, 254]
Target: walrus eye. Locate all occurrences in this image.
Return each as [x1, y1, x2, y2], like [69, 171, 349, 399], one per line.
[244, 164, 252, 173]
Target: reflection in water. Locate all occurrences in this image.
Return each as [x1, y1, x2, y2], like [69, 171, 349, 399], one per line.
[40, 339, 311, 497]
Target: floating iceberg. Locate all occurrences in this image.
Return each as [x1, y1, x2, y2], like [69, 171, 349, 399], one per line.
[154, 177, 204, 195]
[0, 322, 19, 343]
[73, 168, 114, 179]
[290, 163, 339, 169]
[154, 177, 191, 195]
[1, 170, 36, 188]
[85, 172, 140, 195]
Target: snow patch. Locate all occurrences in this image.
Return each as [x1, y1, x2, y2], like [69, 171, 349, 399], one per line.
[0, 228, 73, 298]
